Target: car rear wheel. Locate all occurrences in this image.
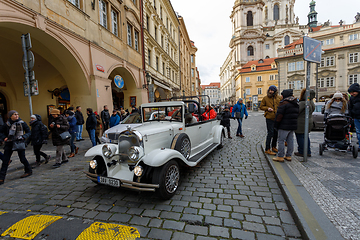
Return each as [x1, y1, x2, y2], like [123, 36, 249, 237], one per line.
[153, 160, 180, 199]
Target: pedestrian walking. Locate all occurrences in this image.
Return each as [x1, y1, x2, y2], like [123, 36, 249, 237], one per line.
[110, 110, 121, 128]
[348, 83, 360, 147]
[49, 109, 70, 168]
[27, 114, 50, 166]
[231, 98, 248, 138]
[295, 89, 315, 157]
[273, 89, 299, 162]
[101, 105, 110, 131]
[86, 108, 97, 147]
[65, 110, 78, 158]
[219, 106, 232, 139]
[94, 111, 102, 145]
[260, 85, 281, 155]
[0, 110, 32, 185]
[75, 106, 85, 141]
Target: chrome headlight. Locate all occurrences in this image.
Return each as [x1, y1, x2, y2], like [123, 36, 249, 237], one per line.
[102, 145, 114, 158]
[89, 160, 97, 169]
[128, 146, 141, 162]
[134, 166, 143, 177]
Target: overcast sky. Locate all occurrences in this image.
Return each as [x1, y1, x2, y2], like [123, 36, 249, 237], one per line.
[171, 0, 360, 85]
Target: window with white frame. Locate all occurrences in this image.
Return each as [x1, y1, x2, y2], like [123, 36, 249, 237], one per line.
[319, 77, 335, 87]
[156, 57, 159, 71]
[269, 75, 274, 80]
[132, 0, 136, 6]
[246, 89, 251, 95]
[349, 74, 359, 85]
[288, 61, 304, 71]
[245, 77, 250, 82]
[257, 76, 262, 81]
[257, 88, 262, 95]
[349, 53, 359, 63]
[321, 38, 334, 46]
[154, 26, 157, 41]
[162, 62, 165, 75]
[99, 0, 107, 28]
[111, 10, 118, 36]
[296, 61, 304, 70]
[349, 33, 358, 41]
[289, 81, 294, 89]
[68, 0, 79, 8]
[148, 49, 151, 66]
[320, 56, 335, 67]
[288, 62, 296, 72]
[265, 44, 270, 50]
[289, 80, 304, 90]
[191, 68, 194, 77]
[134, 30, 139, 51]
[191, 55, 194, 63]
[127, 23, 133, 46]
[275, 74, 278, 80]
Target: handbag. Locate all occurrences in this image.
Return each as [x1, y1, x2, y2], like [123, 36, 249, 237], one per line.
[60, 131, 71, 140]
[12, 140, 26, 151]
[235, 112, 241, 119]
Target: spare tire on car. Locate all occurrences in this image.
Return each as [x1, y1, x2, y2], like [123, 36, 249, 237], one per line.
[170, 133, 191, 160]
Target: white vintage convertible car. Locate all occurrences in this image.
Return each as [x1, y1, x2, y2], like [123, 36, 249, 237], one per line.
[84, 100, 224, 199]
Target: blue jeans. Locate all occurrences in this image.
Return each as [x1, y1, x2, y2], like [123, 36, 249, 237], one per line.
[76, 125, 83, 140]
[295, 133, 311, 155]
[354, 118, 360, 146]
[265, 119, 278, 150]
[236, 118, 243, 135]
[70, 132, 77, 153]
[87, 129, 96, 147]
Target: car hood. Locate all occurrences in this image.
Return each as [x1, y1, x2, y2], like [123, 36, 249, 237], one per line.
[105, 123, 142, 134]
[130, 121, 180, 136]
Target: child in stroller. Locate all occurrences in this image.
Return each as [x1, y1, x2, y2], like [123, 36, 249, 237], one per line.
[320, 92, 358, 158]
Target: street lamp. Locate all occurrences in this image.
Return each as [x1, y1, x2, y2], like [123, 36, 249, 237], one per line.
[144, 72, 151, 89]
[182, 89, 185, 97]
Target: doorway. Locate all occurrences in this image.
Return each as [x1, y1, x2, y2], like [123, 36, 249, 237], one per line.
[0, 92, 8, 122]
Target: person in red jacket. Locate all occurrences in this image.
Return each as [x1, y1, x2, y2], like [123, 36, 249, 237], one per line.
[202, 105, 217, 121]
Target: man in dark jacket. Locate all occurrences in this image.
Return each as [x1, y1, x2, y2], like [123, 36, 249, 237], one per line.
[75, 106, 84, 141]
[273, 89, 299, 162]
[220, 106, 232, 139]
[27, 114, 50, 166]
[65, 110, 78, 158]
[0, 110, 32, 184]
[86, 108, 97, 147]
[49, 109, 70, 168]
[348, 83, 360, 147]
[101, 105, 110, 131]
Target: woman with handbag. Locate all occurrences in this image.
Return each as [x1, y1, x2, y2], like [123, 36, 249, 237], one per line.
[49, 109, 70, 168]
[0, 110, 32, 185]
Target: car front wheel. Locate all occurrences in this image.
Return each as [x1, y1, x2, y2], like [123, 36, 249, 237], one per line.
[153, 160, 180, 199]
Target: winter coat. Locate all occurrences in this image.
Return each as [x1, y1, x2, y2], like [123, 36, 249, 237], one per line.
[231, 101, 248, 119]
[86, 113, 97, 130]
[28, 114, 48, 146]
[101, 110, 110, 124]
[348, 83, 360, 119]
[75, 110, 84, 125]
[260, 92, 281, 120]
[295, 100, 315, 134]
[0, 115, 4, 126]
[67, 114, 78, 134]
[95, 115, 102, 136]
[0, 118, 31, 150]
[220, 110, 231, 127]
[274, 97, 299, 131]
[324, 100, 348, 117]
[202, 109, 217, 121]
[49, 115, 70, 146]
[110, 114, 121, 128]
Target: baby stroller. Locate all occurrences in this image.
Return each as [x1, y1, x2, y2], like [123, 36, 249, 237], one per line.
[319, 114, 358, 158]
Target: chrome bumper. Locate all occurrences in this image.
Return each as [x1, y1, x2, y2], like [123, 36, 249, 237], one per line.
[84, 171, 159, 192]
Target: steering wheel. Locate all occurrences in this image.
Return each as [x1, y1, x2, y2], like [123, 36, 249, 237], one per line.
[171, 110, 181, 120]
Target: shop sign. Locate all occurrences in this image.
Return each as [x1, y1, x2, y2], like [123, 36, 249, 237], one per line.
[96, 64, 105, 72]
[114, 75, 124, 89]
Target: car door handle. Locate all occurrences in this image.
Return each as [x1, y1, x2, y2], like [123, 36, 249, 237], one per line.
[199, 126, 202, 129]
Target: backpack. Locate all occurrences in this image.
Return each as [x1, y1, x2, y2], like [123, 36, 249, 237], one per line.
[41, 123, 49, 140]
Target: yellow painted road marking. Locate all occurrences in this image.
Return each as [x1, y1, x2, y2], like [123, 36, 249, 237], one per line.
[0, 211, 7, 216]
[1, 214, 62, 240]
[76, 222, 140, 240]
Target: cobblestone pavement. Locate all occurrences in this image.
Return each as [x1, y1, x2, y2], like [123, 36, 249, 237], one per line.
[0, 112, 302, 239]
[285, 130, 360, 240]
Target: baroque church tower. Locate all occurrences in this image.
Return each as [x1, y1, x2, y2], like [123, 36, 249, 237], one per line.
[229, 0, 306, 69]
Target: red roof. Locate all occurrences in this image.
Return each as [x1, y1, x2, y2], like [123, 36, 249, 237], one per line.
[283, 38, 303, 50]
[201, 82, 220, 89]
[240, 58, 277, 73]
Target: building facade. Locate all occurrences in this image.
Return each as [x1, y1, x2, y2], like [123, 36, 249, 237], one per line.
[236, 58, 278, 109]
[201, 83, 221, 106]
[0, 0, 147, 123]
[220, 53, 236, 104]
[277, 15, 360, 99]
[143, 0, 180, 101]
[178, 16, 198, 96]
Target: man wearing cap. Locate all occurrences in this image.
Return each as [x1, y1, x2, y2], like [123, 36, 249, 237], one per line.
[101, 105, 110, 131]
[231, 98, 248, 137]
[260, 85, 281, 155]
[49, 109, 70, 168]
[0, 110, 32, 184]
[348, 83, 360, 147]
[273, 89, 299, 162]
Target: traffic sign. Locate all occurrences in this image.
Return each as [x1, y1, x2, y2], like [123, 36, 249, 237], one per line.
[303, 36, 322, 63]
[22, 51, 35, 71]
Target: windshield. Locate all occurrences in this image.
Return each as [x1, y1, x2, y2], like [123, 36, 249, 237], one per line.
[142, 106, 183, 123]
[315, 105, 323, 113]
[122, 113, 142, 124]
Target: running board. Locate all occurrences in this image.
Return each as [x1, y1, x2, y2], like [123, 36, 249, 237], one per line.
[189, 143, 218, 163]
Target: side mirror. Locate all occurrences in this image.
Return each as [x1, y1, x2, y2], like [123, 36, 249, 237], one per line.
[188, 104, 195, 113]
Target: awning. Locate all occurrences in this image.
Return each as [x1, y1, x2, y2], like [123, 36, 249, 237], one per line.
[153, 79, 172, 91]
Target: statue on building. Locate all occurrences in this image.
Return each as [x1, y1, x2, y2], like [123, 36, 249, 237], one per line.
[323, 19, 330, 27]
[296, 16, 299, 24]
[339, 19, 344, 26]
[355, 12, 360, 23]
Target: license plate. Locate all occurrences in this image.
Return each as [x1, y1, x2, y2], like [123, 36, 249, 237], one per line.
[98, 176, 121, 187]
